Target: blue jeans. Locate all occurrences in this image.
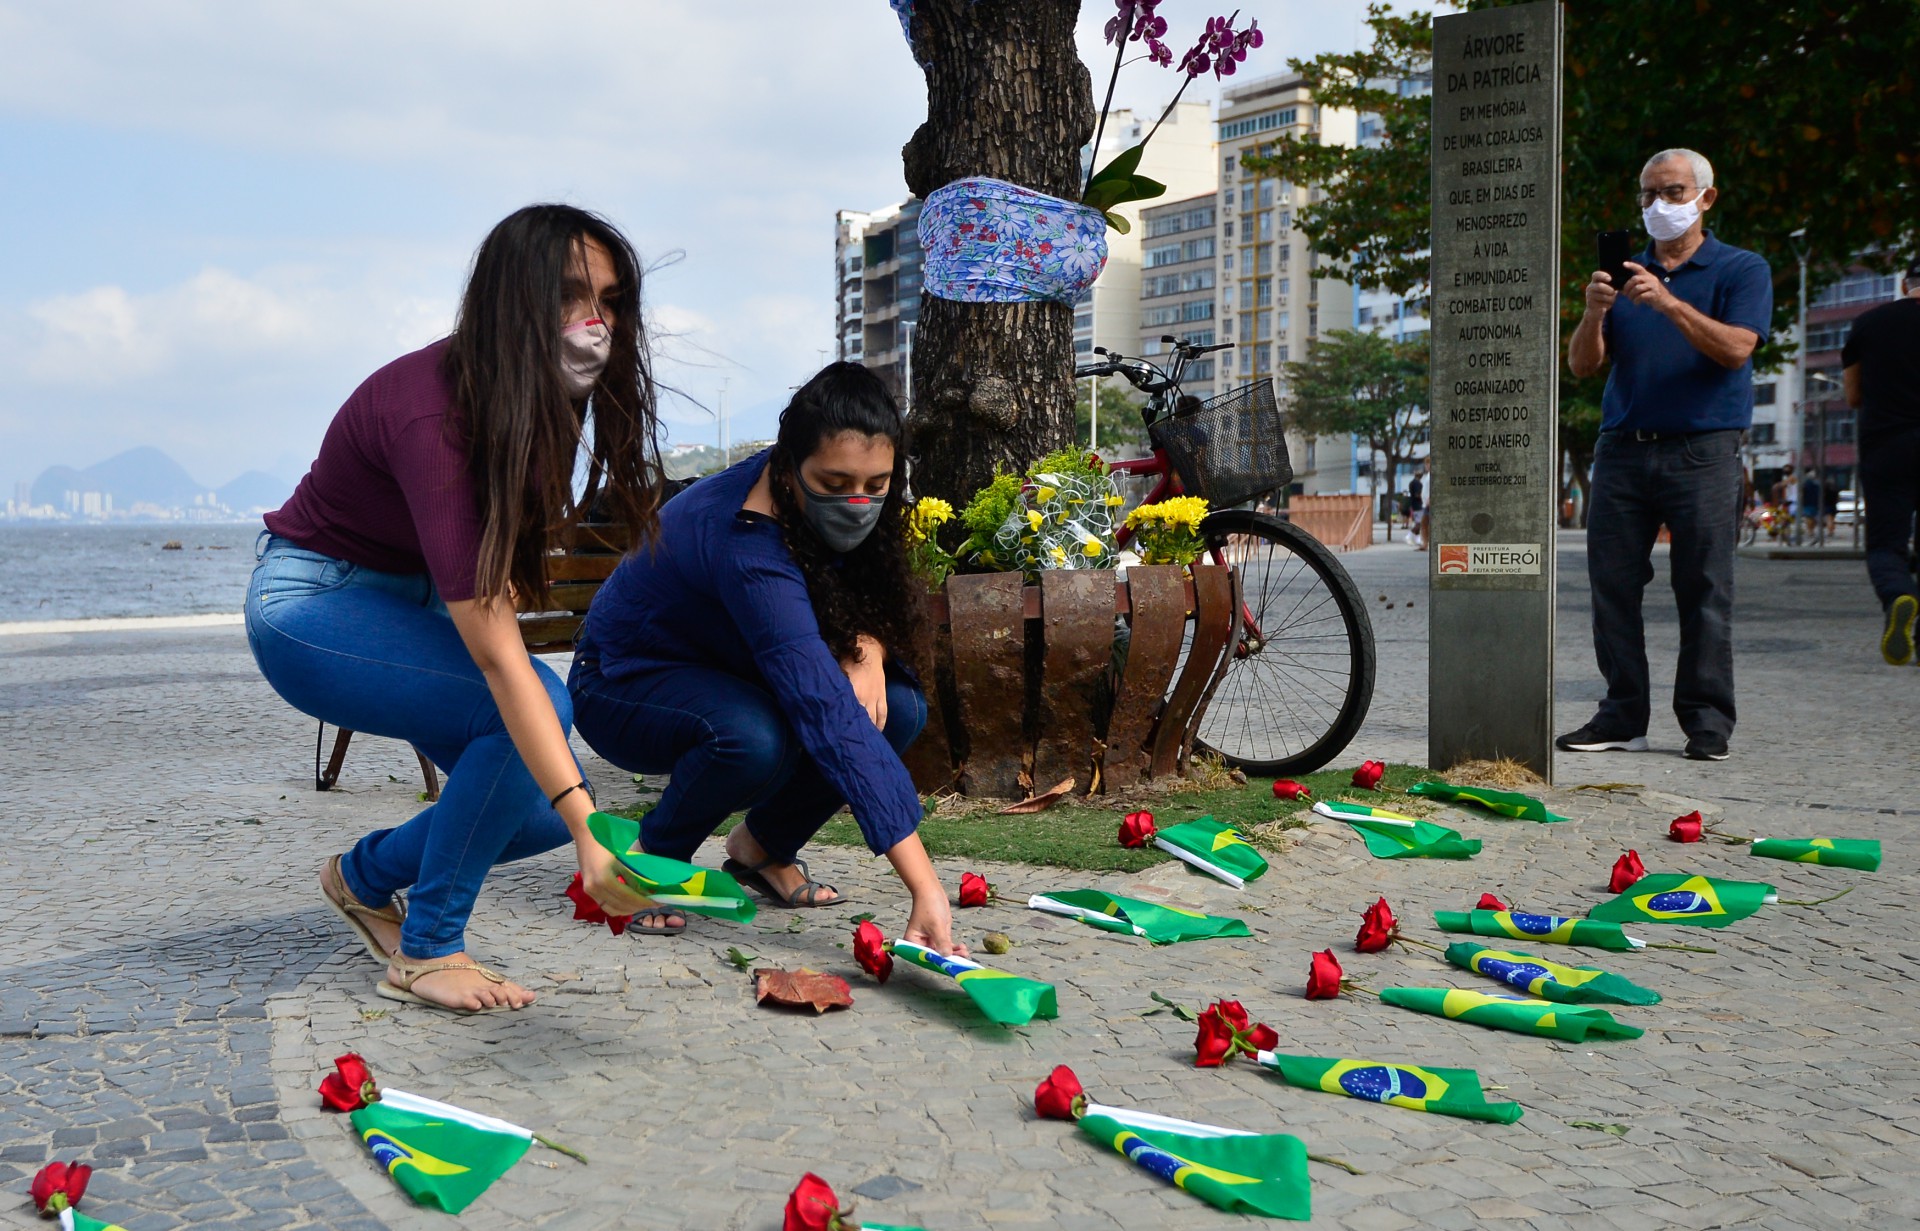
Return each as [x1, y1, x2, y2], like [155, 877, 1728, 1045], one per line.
[245, 536, 572, 959]
[568, 648, 926, 865]
[1860, 424, 1920, 609]
[1585, 429, 1744, 741]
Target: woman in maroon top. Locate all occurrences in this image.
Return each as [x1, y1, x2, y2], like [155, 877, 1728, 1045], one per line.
[247, 205, 661, 1013]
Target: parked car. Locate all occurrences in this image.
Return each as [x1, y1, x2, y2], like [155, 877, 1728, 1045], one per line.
[1834, 490, 1859, 526]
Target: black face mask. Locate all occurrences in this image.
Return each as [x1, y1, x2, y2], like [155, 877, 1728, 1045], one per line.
[797, 474, 886, 553]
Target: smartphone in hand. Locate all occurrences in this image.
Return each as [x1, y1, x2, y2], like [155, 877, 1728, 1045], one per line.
[1596, 230, 1636, 293]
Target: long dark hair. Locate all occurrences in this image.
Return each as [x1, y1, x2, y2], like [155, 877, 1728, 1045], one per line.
[444, 204, 663, 605]
[767, 363, 926, 666]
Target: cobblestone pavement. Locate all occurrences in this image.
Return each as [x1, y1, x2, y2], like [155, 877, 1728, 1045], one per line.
[3, 543, 1916, 1230]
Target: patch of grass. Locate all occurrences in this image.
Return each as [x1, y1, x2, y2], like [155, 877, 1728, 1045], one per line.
[610, 760, 1433, 872]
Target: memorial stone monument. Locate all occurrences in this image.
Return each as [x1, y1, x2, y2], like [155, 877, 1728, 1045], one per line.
[1428, 0, 1563, 778]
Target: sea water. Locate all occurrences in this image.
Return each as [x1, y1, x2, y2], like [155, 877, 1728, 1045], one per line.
[0, 523, 267, 622]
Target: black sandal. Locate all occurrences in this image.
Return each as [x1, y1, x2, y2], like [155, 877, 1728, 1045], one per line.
[630, 907, 687, 936]
[723, 856, 841, 908]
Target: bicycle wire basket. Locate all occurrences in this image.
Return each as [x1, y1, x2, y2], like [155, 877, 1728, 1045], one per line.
[1147, 377, 1293, 508]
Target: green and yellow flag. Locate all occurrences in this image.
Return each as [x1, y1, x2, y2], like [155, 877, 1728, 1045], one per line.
[1252, 1052, 1523, 1124]
[1406, 781, 1569, 823]
[1313, 802, 1480, 859]
[1153, 817, 1270, 888]
[889, 941, 1058, 1026]
[1434, 909, 1643, 951]
[1750, 838, 1881, 872]
[1589, 873, 1776, 929]
[61, 1212, 130, 1231]
[1380, 987, 1644, 1043]
[1077, 1103, 1310, 1220]
[1028, 889, 1252, 944]
[350, 1090, 534, 1214]
[587, 812, 757, 923]
[1446, 942, 1661, 1006]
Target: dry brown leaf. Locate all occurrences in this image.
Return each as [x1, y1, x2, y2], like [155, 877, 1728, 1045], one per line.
[998, 776, 1077, 814]
[753, 967, 853, 1014]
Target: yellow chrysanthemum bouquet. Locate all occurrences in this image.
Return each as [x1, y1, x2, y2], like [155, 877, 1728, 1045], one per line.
[905, 496, 958, 590]
[1124, 495, 1211, 566]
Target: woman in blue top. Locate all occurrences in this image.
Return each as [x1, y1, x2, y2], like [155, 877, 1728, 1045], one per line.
[571, 363, 964, 955]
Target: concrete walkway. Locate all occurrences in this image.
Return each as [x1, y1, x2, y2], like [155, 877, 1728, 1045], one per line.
[2, 541, 1915, 1230]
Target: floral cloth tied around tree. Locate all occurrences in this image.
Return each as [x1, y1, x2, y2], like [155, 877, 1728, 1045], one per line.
[920, 178, 1110, 306]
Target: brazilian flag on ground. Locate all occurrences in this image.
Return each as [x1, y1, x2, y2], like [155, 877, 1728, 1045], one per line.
[1029, 889, 1251, 944]
[61, 1213, 129, 1231]
[1750, 838, 1881, 872]
[1313, 802, 1480, 859]
[1153, 817, 1270, 888]
[350, 1090, 535, 1214]
[889, 941, 1058, 1026]
[1446, 942, 1661, 1006]
[1077, 1102, 1310, 1220]
[1406, 781, 1569, 823]
[1380, 988, 1644, 1042]
[1434, 909, 1643, 951]
[1253, 1051, 1523, 1124]
[1589, 873, 1776, 929]
[587, 812, 756, 922]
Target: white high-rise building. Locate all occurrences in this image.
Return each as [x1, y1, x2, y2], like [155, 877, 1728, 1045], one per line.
[1075, 102, 1220, 368]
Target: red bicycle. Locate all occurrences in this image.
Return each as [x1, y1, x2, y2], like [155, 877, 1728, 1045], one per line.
[1078, 336, 1375, 775]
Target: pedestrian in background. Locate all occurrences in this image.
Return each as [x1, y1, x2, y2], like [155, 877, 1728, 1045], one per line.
[1558, 149, 1773, 762]
[1841, 256, 1920, 664]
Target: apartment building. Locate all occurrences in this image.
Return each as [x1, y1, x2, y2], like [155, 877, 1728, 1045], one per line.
[1764, 265, 1907, 496]
[1215, 72, 1359, 495]
[1136, 192, 1222, 394]
[1075, 102, 1219, 369]
[834, 198, 925, 406]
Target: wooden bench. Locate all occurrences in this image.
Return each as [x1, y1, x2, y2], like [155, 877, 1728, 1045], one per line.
[313, 521, 630, 799]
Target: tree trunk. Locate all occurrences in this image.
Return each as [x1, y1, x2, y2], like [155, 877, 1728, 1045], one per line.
[902, 0, 1094, 504]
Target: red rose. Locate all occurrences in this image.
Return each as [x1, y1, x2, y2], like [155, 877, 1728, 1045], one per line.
[1118, 810, 1157, 848]
[1305, 949, 1344, 999]
[564, 872, 632, 936]
[853, 920, 893, 984]
[1476, 892, 1508, 911]
[1609, 849, 1648, 893]
[30, 1161, 91, 1216]
[1034, 1064, 1088, 1120]
[958, 871, 990, 908]
[318, 1052, 378, 1112]
[1211, 999, 1251, 1031]
[783, 1172, 850, 1231]
[1245, 1022, 1280, 1053]
[1669, 812, 1704, 843]
[1271, 779, 1312, 801]
[1351, 760, 1386, 790]
[1354, 897, 1396, 953]
[1193, 1005, 1237, 1067]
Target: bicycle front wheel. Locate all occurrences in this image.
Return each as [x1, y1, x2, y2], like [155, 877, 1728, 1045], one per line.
[1184, 509, 1376, 775]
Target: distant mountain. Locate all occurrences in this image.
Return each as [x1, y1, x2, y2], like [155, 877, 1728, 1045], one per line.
[217, 470, 293, 514]
[27, 446, 289, 515]
[31, 446, 206, 509]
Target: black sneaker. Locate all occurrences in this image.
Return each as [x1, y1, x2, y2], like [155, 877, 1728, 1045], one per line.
[1683, 733, 1730, 761]
[1884, 594, 1918, 666]
[1555, 724, 1649, 753]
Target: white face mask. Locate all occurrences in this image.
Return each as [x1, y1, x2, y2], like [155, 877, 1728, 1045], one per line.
[1642, 193, 1704, 243]
[560, 317, 611, 397]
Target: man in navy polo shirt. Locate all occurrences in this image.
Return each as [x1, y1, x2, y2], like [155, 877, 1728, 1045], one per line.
[1559, 149, 1773, 762]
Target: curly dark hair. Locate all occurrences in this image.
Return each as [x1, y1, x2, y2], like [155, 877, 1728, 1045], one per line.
[765, 363, 927, 669]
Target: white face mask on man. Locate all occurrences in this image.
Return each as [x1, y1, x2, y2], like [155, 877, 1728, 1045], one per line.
[1642, 193, 1703, 243]
[561, 317, 611, 397]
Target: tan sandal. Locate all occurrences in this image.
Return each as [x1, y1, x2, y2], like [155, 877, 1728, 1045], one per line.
[377, 954, 519, 1014]
[321, 855, 405, 963]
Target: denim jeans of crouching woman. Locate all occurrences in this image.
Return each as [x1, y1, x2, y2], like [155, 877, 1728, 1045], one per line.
[244, 534, 572, 959]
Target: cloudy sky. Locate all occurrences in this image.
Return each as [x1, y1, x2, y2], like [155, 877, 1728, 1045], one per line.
[0, 0, 1392, 492]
